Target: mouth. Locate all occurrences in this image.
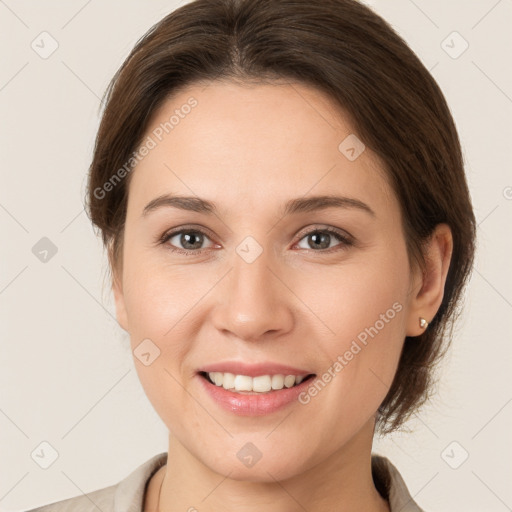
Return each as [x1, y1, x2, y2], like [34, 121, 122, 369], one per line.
[198, 371, 316, 395]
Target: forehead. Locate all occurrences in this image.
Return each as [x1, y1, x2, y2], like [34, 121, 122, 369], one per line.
[127, 80, 396, 220]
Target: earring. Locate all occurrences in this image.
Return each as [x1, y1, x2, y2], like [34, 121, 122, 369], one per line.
[419, 317, 429, 329]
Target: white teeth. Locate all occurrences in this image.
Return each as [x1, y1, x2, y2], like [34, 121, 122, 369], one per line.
[221, 372, 235, 390]
[284, 375, 296, 388]
[253, 375, 272, 392]
[234, 374, 252, 391]
[207, 372, 309, 392]
[271, 374, 284, 390]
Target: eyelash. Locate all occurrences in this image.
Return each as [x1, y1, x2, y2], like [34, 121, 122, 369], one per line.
[157, 225, 354, 255]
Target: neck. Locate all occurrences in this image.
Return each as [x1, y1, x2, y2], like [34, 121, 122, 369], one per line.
[151, 418, 390, 512]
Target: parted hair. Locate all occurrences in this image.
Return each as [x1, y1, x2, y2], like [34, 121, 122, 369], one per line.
[85, 0, 476, 435]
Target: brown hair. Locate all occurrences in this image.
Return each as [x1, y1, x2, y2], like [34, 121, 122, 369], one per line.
[85, 0, 476, 435]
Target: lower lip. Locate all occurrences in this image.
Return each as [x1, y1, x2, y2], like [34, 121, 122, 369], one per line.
[197, 373, 316, 416]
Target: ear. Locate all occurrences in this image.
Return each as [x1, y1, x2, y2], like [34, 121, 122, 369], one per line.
[109, 248, 129, 333]
[112, 272, 129, 332]
[406, 223, 453, 337]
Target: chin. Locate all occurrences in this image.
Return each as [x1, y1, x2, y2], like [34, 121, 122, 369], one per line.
[197, 442, 309, 483]
[213, 460, 301, 483]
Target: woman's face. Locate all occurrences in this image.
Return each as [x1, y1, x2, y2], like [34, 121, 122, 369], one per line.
[113, 80, 422, 480]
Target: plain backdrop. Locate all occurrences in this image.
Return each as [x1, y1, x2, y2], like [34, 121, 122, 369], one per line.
[1, 1, 511, 511]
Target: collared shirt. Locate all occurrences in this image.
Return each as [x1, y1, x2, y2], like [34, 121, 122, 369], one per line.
[25, 452, 425, 511]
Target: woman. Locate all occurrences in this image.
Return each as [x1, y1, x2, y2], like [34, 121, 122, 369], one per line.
[27, 0, 476, 510]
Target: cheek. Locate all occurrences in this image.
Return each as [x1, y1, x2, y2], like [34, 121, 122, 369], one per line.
[122, 255, 216, 407]
[286, 262, 408, 465]
[122, 252, 209, 338]
[299, 248, 408, 339]
[296, 249, 409, 398]
[122, 262, 198, 422]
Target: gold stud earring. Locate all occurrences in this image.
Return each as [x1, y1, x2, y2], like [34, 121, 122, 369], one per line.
[419, 317, 429, 329]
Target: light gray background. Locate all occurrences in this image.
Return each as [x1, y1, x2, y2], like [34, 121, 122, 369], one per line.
[1, 1, 511, 511]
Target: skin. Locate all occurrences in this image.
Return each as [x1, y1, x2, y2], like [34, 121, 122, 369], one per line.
[111, 80, 453, 512]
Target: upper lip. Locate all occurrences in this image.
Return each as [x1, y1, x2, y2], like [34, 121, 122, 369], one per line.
[198, 361, 315, 377]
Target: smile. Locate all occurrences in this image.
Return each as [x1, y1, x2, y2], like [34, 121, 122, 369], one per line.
[201, 371, 315, 393]
[197, 372, 317, 416]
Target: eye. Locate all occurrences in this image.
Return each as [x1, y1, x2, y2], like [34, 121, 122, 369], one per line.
[160, 228, 216, 254]
[295, 227, 353, 251]
[158, 225, 354, 255]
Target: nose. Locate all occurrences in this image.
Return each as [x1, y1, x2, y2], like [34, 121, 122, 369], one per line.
[211, 249, 294, 343]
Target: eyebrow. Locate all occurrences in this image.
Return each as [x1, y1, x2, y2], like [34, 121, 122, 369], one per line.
[141, 193, 376, 218]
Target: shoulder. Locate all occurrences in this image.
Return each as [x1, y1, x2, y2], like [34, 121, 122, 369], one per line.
[23, 483, 117, 512]
[371, 453, 427, 512]
[23, 452, 168, 512]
